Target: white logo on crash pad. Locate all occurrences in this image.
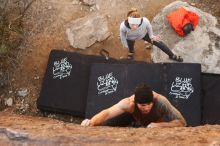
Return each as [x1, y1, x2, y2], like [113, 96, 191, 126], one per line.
[53, 57, 72, 79]
[97, 72, 118, 95]
[169, 77, 194, 99]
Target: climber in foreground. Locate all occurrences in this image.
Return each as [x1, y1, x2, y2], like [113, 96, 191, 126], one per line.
[81, 83, 186, 128]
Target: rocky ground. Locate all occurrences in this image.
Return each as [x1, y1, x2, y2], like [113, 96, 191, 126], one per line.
[0, 0, 220, 145]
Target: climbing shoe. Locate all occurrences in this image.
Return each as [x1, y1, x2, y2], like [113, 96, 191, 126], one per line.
[128, 52, 134, 59]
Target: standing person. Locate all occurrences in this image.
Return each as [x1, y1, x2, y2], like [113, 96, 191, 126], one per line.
[81, 83, 186, 128]
[119, 8, 183, 62]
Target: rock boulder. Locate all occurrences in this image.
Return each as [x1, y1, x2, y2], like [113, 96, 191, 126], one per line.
[151, 1, 220, 74]
[66, 13, 111, 49]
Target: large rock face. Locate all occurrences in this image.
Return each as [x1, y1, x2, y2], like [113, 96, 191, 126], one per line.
[0, 112, 220, 146]
[151, 1, 220, 74]
[66, 13, 111, 49]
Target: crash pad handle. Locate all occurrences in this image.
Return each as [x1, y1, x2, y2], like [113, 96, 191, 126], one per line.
[99, 48, 110, 60]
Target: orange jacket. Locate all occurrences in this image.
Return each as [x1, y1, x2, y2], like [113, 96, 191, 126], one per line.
[166, 7, 199, 37]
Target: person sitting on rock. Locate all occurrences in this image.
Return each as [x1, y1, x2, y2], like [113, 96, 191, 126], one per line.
[119, 8, 183, 62]
[81, 83, 186, 128]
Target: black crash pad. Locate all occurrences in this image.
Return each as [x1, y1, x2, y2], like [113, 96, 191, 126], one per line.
[86, 63, 201, 126]
[163, 63, 201, 126]
[37, 50, 118, 117]
[201, 73, 220, 124]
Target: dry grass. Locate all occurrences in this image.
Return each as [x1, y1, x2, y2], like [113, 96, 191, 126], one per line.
[0, 0, 35, 95]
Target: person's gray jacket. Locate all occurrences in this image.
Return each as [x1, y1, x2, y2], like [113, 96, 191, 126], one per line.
[120, 17, 154, 48]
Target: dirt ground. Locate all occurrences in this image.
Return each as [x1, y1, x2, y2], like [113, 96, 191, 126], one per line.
[0, 0, 220, 145]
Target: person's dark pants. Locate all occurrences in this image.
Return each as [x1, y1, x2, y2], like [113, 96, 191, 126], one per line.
[126, 33, 175, 58]
[126, 39, 135, 53]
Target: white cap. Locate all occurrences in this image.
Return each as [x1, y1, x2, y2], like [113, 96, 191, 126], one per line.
[128, 17, 141, 25]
